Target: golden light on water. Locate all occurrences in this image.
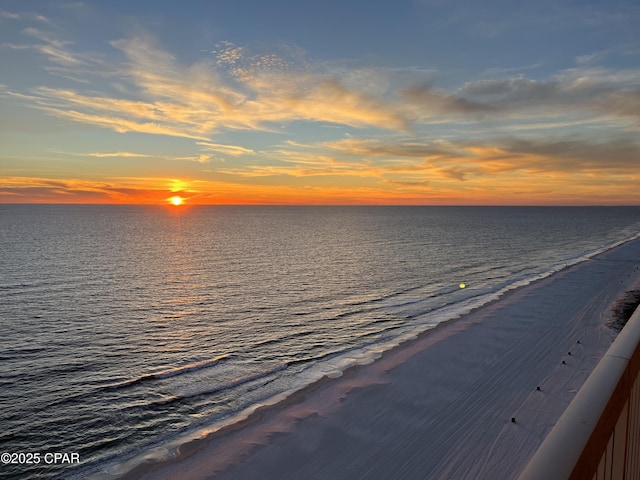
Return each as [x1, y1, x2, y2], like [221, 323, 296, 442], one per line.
[169, 196, 184, 206]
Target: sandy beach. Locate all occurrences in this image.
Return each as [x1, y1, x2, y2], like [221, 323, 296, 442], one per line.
[117, 237, 640, 480]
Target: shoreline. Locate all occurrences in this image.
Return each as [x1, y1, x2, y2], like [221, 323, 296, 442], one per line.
[103, 236, 640, 480]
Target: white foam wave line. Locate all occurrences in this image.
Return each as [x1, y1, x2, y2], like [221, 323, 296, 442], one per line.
[105, 355, 230, 390]
[173, 363, 289, 399]
[152, 355, 231, 379]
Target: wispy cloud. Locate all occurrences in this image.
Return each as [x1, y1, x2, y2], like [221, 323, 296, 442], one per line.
[65, 150, 213, 162]
[197, 142, 255, 156]
[170, 154, 212, 163]
[17, 34, 413, 140]
[458, 67, 640, 124]
[0, 176, 139, 203]
[84, 151, 152, 158]
[323, 137, 466, 159]
[22, 27, 82, 66]
[263, 135, 640, 185]
[1, 10, 51, 24]
[26, 85, 212, 140]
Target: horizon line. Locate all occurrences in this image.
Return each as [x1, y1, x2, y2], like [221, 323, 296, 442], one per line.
[2, 203, 640, 208]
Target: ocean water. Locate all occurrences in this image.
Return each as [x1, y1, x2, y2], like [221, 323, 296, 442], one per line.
[1, 205, 640, 479]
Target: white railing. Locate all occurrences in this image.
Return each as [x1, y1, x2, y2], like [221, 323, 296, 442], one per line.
[518, 305, 640, 480]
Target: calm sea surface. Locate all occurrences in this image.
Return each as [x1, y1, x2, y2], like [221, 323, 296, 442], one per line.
[1, 205, 640, 479]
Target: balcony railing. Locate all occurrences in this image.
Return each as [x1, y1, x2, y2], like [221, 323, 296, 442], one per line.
[518, 305, 640, 480]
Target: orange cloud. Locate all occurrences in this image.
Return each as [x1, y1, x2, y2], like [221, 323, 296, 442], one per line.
[197, 142, 256, 156]
[84, 152, 152, 158]
[19, 35, 412, 140]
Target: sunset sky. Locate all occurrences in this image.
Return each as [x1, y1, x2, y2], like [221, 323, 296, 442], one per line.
[1, 0, 639, 205]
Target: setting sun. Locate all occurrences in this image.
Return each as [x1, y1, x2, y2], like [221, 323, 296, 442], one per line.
[169, 196, 184, 206]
